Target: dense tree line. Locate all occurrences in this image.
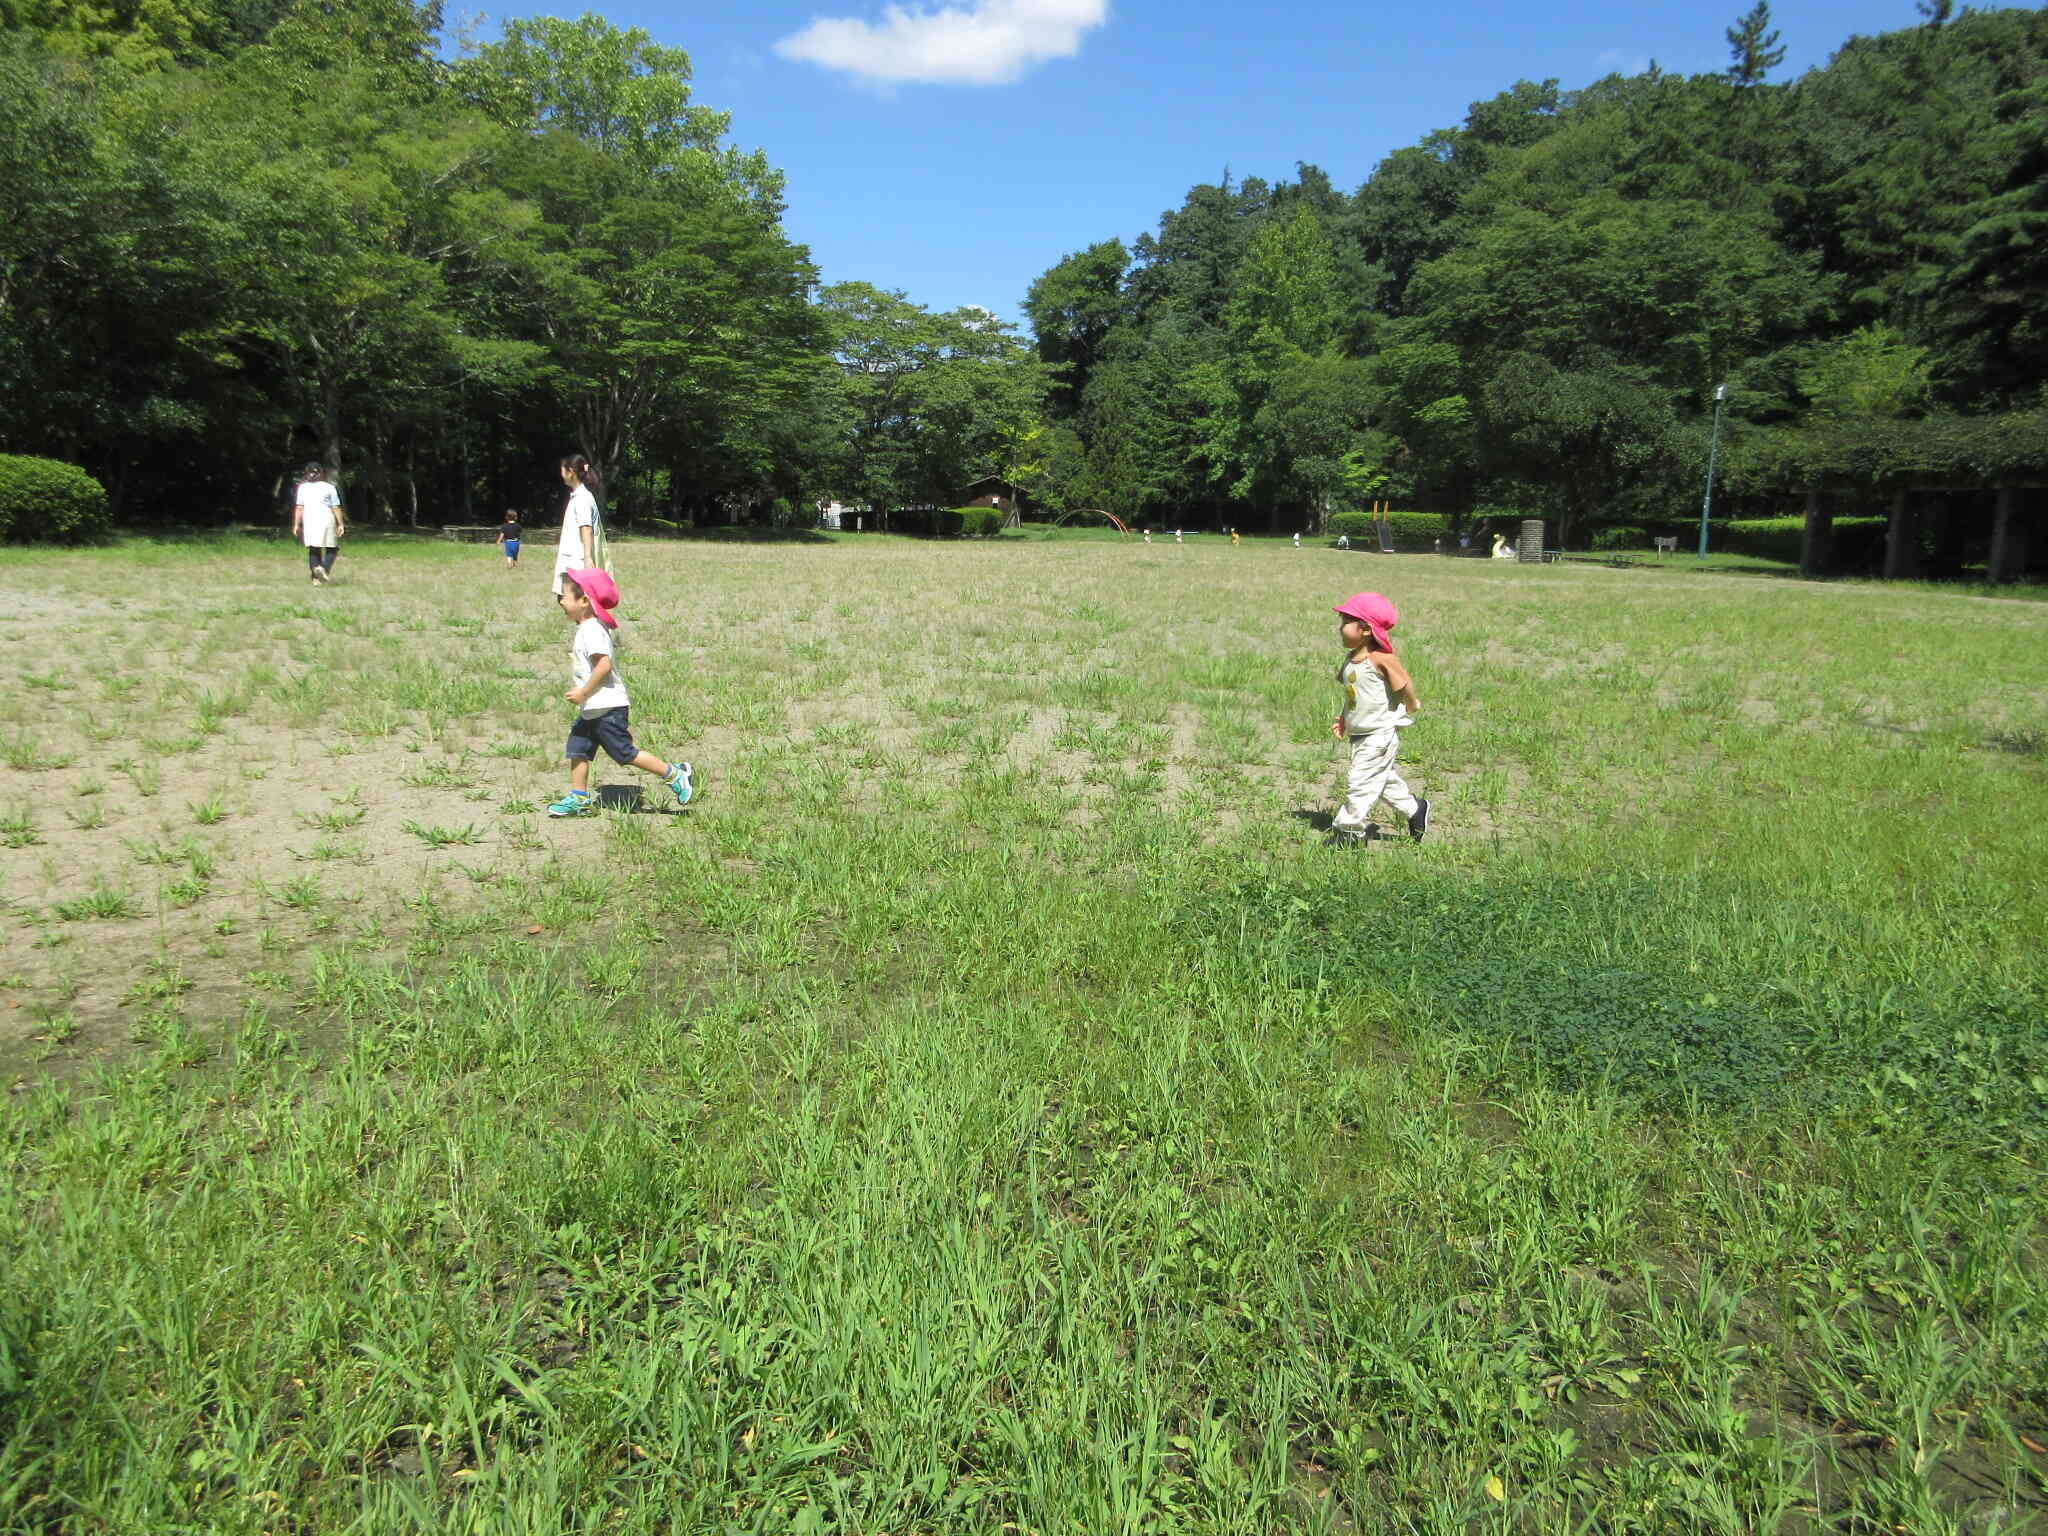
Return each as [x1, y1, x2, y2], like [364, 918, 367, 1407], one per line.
[1024, 5, 2048, 537]
[7, 0, 2042, 540]
[0, 0, 1043, 528]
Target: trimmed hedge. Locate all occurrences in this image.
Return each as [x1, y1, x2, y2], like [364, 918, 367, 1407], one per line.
[1717, 515, 1888, 565]
[885, 508, 956, 535]
[0, 455, 110, 544]
[888, 506, 1007, 536]
[1591, 525, 1649, 551]
[1325, 509, 1448, 548]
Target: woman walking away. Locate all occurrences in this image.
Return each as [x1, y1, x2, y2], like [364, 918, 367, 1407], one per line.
[293, 462, 345, 584]
[553, 455, 603, 596]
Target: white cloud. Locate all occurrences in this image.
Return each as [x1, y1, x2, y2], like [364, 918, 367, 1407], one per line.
[774, 0, 1107, 86]
[1596, 49, 1652, 76]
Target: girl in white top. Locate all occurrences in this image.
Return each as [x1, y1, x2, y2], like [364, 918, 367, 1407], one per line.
[291, 462, 345, 583]
[553, 454, 601, 595]
[1327, 591, 1430, 845]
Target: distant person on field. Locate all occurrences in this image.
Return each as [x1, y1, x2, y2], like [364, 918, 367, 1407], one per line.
[497, 510, 522, 569]
[292, 462, 344, 584]
[553, 454, 602, 596]
[1325, 591, 1429, 848]
[547, 567, 694, 819]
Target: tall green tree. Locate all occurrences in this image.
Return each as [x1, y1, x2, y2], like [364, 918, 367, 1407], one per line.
[1075, 314, 1220, 520]
[1725, 1, 1786, 86]
[1024, 238, 1127, 419]
[818, 283, 1047, 518]
[1205, 206, 1345, 511]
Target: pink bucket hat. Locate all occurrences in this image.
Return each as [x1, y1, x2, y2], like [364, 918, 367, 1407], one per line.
[566, 567, 620, 628]
[1334, 592, 1399, 652]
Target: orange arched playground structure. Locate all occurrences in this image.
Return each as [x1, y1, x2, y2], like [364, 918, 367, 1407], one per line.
[1055, 508, 1133, 536]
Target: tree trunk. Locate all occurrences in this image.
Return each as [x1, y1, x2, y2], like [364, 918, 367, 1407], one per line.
[1883, 488, 1920, 580]
[1988, 487, 2029, 584]
[321, 387, 344, 484]
[1799, 487, 1833, 579]
[369, 417, 391, 522]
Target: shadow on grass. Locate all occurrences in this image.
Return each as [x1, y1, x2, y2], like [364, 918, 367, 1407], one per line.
[629, 523, 835, 544]
[592, 784, 693, 815]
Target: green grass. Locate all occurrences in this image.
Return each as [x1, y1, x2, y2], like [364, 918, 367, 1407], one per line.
[49, 885, 140, 921]
[0, 534, 2043, 1532]
[304, 804, 366, 832]
[402, 819, 482, 848]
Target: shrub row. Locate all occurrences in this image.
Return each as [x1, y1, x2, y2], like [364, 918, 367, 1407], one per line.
[0, 455, 110, 544]
[888, 506, 1006, 536]
[1517, 516, 1890, 563]
[1325, 509, 1449, 548]
[1718, 515, 1888, 565]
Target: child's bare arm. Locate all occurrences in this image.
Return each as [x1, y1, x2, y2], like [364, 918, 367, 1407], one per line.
[1375, 652, 1421, 713]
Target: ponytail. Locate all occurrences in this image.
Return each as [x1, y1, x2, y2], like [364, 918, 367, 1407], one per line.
[560, 454, 603, 508]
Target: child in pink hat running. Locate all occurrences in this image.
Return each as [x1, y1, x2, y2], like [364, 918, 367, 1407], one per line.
[548, 568, 693, 817]
[1327, 592, 1429, 846]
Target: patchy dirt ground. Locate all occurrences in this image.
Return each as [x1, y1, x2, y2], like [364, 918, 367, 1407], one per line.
[0, 548, 751, 1082]
[4, 536, 1794, 1089]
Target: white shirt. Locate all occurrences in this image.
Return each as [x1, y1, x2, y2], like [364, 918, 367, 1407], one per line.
[558, 486, 597, 561]
[295, 480, 340, 547]
[570, 617, 629, 715]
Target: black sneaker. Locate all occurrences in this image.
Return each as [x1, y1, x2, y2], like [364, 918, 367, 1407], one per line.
[1408, 798, 1431, 842]
[1324, 825, 1380, 848]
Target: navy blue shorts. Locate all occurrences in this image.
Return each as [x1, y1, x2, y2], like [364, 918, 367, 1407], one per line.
[566, 707, 639, 765]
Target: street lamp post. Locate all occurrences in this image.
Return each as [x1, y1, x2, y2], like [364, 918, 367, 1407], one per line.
[1697, 383, 1728, 560]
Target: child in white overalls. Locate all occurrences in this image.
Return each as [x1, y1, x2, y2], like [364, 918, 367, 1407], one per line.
[1327, 591, 1430, 846]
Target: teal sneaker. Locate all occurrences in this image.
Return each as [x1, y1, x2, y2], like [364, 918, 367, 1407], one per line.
[546, 789, 597, 818]
[664, 760, 694, 808]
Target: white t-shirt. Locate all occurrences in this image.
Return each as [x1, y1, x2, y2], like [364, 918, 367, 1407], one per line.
[558, 486, 597, 562]
[570, 617, 629, 715]
[295, 480, 341, 547]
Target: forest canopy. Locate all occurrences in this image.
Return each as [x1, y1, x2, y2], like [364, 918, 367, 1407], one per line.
[0, 0, 1042, 527]
[1, 0, 2043, 537]
[1024, 4, 2048, 536]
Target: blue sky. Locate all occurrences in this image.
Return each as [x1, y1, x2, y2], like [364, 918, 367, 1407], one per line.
[484, 0, 1932, 325]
